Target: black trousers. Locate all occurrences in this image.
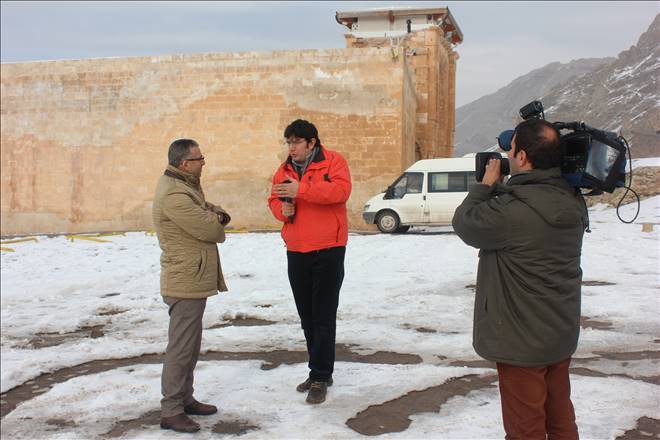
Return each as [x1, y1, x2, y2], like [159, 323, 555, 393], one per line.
[287, 246, 346, 382]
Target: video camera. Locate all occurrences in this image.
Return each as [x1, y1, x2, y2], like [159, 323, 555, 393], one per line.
[476, 100, 629, 195]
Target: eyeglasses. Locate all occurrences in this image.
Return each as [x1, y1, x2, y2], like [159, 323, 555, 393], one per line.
[285, 138, 307, 146]
[184, 156, 205, 162]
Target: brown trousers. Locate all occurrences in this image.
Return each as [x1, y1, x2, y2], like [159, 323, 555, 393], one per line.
[161, 296, 207, 417]
[496, 357, 579, 440]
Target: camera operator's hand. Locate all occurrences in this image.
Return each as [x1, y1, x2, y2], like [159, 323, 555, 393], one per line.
[281, 201, 295, 217]
[274, 179, 299, 198]
[482, 158, 503, 186]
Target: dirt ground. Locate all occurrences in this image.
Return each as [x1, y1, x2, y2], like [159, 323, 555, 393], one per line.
[2, 340, 658, 438]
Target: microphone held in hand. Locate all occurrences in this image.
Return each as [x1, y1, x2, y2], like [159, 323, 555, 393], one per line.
[279, 179, 295, 223]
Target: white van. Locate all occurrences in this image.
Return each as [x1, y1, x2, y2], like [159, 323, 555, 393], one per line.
[362, 157, 481, 233]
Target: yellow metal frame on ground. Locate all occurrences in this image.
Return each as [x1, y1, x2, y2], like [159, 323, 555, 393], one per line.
[1, 230, 285, 252]
[0, 237, 38, 252]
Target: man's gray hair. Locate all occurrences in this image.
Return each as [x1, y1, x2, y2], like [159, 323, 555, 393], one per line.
[168, 139, 199, 167]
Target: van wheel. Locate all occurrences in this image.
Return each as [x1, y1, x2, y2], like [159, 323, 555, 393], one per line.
[396, 226, 410, 233]
[376, 210, 400, 233]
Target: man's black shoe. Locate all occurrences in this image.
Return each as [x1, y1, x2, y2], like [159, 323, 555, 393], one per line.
[160, 413, 200, 433]
[184, 399, 218, 416]
[306, 381, 328, 404]
[296, 377, 333, 393]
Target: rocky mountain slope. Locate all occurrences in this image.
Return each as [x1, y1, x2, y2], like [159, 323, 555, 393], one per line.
[454, 58, 612, 156]
[543, 14, 659, 159]
[455, 14, 659, 159]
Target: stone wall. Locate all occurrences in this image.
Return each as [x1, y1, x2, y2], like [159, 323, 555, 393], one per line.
[1, 48, 415, 235]
[401, 59, 418, 170]
[346, 27, 459, 159]
[584, 167, 660, 207]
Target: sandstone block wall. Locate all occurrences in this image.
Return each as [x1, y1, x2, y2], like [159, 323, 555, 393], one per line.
[1, 48, 415, 235]
[346, 27, 459, 159]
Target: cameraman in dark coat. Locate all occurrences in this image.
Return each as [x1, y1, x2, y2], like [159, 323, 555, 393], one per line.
[452, 119, 587, 440]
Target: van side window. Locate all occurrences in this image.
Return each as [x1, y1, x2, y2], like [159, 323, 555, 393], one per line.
[388, 172, 423, 199]
[467, 172, 480, 191]
[406, 172, 423, 194]
[428, 172, 468, 192]
[390, 175, 405, 198]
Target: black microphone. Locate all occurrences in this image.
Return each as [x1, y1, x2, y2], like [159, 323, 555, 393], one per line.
[279, 179, 295, 223]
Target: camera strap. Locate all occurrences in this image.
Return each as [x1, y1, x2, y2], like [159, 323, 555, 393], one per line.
[577, 192, 591, 233]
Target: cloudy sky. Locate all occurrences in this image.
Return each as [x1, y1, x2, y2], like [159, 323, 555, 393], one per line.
[1, 1, 657, 106]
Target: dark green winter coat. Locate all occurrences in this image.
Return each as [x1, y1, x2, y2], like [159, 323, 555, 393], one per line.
[452, 168, 587, 367]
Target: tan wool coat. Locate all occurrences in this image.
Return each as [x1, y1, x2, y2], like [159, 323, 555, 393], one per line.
[152, 165, 230, 299]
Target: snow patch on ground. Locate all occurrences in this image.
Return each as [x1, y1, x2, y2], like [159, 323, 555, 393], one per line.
[1, 197, 658, 438]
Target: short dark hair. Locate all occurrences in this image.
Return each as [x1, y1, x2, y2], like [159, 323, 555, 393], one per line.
[168, 139, 198, 167]
[513, 119, 561, 169]
[284, 119, 321, 148]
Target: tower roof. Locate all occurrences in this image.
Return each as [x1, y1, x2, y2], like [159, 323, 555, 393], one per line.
[335, 6, 463, 44]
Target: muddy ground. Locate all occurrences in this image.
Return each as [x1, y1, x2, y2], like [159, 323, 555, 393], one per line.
[1, 314, 658, 439]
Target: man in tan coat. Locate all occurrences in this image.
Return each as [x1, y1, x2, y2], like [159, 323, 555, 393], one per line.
[152, 138, 231, 433]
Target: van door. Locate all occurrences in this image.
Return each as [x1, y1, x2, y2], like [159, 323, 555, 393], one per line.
[385, 172, 425, 224]
[425, 171, 478, 224]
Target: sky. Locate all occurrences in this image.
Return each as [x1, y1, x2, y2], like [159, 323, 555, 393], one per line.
[1, 1, 658, 106]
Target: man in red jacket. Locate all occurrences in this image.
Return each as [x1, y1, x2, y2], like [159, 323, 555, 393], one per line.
[269, 119, 352, 404]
